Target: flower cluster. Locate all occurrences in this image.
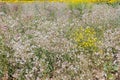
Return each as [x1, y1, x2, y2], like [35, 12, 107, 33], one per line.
[71, 27, 100, 52]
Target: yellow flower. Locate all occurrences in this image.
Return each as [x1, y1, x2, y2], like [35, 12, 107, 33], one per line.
[71, 26, 100, 51]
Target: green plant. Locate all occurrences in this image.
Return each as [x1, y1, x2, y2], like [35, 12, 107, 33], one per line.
[0, 35, 14, 79]
[68, 3, 93, 18]
[103, 47, 119, 80]
[34, 47, 55, 78]
[106, 1, 120, 7]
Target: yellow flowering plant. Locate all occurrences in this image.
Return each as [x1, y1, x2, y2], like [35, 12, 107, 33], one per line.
[70, 26, 101, 53]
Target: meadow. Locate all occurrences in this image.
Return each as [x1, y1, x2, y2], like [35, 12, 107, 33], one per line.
[0, 1, 120, 80]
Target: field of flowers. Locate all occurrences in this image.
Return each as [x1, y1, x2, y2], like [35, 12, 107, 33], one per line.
[0, 1, 120, 80]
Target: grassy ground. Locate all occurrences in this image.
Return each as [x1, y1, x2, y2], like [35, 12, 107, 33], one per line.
[0, 2, 120, 80]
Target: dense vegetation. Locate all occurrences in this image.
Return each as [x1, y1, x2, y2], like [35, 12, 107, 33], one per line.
[0, 2, 120, 80]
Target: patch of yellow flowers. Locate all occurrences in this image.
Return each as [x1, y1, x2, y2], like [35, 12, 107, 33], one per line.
[71, 27, 100, 51]
[0, 0, 118, 3]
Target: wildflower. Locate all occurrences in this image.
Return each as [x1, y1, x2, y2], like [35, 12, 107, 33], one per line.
[70, 26, 100, 52]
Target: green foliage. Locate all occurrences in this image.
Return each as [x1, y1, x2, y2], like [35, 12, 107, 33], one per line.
[107, 1, 120, 7]
[103, 47, 119, 80]
[68, 2, 93, 11]
[68, 3, 93, 18]
[34, 47, 55, 78]
[0, 35, 14, 79]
